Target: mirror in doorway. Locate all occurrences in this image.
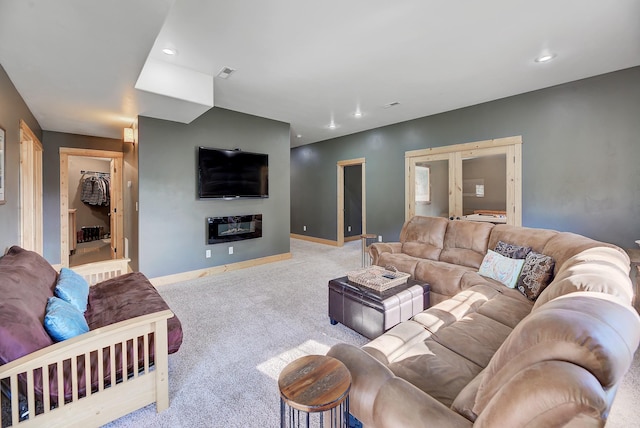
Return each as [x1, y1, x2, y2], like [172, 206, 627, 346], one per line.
[415, 164, 430, 204]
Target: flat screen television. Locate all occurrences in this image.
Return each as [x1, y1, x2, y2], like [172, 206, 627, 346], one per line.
[198, 147, 269, 199]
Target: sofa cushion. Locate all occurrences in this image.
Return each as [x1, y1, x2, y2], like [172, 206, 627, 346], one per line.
[430, 312, 513, 368]
[488, 224, 558, 255]
[478, 250, 525, 288]
[374, 377, 475, 428]
[542, 232, 618, 276]
[0, 246, 57, 364]
[363, 320, 434, 365]
[440, 220, 494, 269]
[515, 251, 555, 301]
[413, 259, 476, 305]
[412, 285, 500, 333]
[451, 369, 485, 422]
[475, 293, 533, 329]
[533, 257, 634, 310]
[399, 216, 449, 261]
[388, 339, 483, 407]
[44, 296, 90, 342]
[85, 271, 183, 353]
[55, 267, 90, 313]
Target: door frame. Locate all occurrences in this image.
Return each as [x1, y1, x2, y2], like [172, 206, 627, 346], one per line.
[337, 158, 366, 247]
[19, 120, 44, 253]
[59, 148, 124, 267]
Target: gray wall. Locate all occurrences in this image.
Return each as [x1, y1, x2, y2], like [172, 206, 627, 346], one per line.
[41, 131, 123, 263]
[138, 107, 290, 278]
[0, 64, 42, 253]
[291, 67, 640, 249]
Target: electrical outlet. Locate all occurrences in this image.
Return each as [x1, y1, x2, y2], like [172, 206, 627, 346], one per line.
[205, 249, 211, 258]
[347, 226, 351, 232]
[228, 246, 233, 255]
[303, 225, 307, 232]
[378, 235, 383, 242]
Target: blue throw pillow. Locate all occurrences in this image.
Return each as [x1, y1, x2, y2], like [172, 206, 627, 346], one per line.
[44, 297, 90, 342]
[55, 267, 90, 313]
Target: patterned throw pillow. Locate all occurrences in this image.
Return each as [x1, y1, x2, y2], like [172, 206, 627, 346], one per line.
[478, 250, 525, 289]
[494, 241, 532, 259]
[516, 251, 556, 301]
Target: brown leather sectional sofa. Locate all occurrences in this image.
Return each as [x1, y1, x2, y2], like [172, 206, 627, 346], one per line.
[328, 216, 640, 427]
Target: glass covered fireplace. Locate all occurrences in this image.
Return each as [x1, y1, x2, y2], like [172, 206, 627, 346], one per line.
[207, 214, 262, 244]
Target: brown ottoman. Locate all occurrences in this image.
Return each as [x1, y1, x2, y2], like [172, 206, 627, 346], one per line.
[328, 276, 430, 339]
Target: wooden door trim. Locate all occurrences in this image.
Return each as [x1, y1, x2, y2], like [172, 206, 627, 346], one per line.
[19, 120, 43, 253]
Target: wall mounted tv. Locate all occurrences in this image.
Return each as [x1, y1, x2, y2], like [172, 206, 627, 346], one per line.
[198, 147, 269, 199]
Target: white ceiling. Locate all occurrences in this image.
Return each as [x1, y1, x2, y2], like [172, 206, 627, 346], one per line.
[1, 1, 639, 148]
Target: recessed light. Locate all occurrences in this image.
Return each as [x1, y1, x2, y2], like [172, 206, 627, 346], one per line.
[162, 47, 177, 56]
[535, 53, 556, 63]
[328, 121, 337, 130]
[354, 110, 363, 118]
[296, 134, 302, 138]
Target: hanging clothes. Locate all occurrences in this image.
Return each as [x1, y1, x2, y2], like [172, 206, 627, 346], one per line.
[80, 173, 110, 206]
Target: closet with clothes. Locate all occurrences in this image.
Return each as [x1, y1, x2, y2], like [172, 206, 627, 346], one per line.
[68, 156, 112, 266]
[78, 170, 110, 242]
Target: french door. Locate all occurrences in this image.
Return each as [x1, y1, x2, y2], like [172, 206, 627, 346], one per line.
[405, 136, 522, 226]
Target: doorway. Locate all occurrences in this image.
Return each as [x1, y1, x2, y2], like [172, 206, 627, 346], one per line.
[337, 158, 366, 247]
[343, 164, 363, 242]
[60, 148, 124, 267]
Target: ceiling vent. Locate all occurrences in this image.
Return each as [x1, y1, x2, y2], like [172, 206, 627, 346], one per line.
[217, 67, 236, 79]
[383, 101, 400, 108]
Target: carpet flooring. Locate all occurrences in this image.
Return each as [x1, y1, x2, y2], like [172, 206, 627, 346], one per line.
[104, 238, 640, 427]
[104, 239, 368, 428]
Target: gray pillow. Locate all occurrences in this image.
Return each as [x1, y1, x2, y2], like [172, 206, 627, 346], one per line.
[494, 240, 532, 259]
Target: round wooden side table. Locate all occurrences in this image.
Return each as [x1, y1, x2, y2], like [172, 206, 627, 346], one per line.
[278, 355, 352, 428]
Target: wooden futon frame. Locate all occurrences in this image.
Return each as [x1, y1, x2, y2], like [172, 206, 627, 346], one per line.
[0, 259, 173, 427]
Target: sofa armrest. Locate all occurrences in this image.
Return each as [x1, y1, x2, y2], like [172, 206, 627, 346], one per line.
[473, 361, 610, 427]
[373, 377, 473, 428]
[369, 242, 402, 265]
[327, 343, 395, 427]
